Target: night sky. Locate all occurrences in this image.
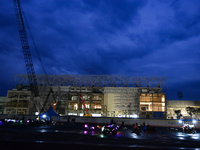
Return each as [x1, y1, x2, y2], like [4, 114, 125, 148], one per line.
[0, 0, 200, 100]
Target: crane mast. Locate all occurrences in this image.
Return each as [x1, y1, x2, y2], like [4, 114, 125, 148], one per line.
[13, 0, 38, 97]
[13, 0, 57, 114]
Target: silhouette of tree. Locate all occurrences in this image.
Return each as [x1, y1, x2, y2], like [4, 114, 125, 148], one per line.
[185, 107, 196, 117]
[196, 108, 200, 115]
[174, 110, 181, 119]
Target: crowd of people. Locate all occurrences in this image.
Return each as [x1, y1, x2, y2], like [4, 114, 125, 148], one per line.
[110, 119, 156, 134]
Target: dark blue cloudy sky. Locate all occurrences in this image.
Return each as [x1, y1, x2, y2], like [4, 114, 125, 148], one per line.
[0, 0, 200, 100]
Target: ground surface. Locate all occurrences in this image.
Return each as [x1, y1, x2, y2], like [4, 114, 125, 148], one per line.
[0, 123, 200, 150]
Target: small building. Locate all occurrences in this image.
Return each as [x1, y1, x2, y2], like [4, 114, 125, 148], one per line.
[166, 100, 200, 119]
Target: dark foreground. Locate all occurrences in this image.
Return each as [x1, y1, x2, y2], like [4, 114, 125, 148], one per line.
[0, 124, 200, 150]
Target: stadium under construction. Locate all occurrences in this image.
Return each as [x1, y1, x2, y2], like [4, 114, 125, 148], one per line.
[7, 1, 166, 120]
[4, 0, 200, 125]
[5, 74, 166, 119]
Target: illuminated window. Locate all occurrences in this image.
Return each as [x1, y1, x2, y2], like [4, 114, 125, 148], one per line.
[74, 104, 78, 110]
[85, 104, 89, 108]
[140, 93, 165, 112]
[93, 96, 98, 100]
[72, 96, 78, 101]
[162, 96, 165, 102]
[82, 104, 89, 109]
[82, 96, 88, 100]
[69, 103, 78, 110]
[94, 104, 101, 109]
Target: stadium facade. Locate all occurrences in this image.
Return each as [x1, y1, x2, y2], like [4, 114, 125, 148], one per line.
[5, 75, 166, 118]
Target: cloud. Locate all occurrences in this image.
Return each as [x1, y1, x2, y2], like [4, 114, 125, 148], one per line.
[0, 0, 200, 100]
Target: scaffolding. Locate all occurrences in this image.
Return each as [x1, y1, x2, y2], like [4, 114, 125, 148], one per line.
[104, 87, 139, 117]
[12, 75, 166, 116]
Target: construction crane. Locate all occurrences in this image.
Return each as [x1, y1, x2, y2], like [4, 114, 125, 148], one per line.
[13, 0, 56, 114]
[13, 0, 38, 97]
[40, 87, 56, 113]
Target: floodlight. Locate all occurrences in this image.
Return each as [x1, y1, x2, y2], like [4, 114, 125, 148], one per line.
[192, 119, 197, 124]
[178, 120, 183, 124]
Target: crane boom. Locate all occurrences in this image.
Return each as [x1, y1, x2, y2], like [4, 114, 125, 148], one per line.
[13, 0, 38, 96]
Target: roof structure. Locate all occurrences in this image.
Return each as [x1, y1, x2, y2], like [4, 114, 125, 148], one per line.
[15, 74, 166, 88]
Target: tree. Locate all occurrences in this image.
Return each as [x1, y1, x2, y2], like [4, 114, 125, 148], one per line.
[185, 107, 196, 117]
[196, 108, 200, 115]
[174, 110, 181, 119]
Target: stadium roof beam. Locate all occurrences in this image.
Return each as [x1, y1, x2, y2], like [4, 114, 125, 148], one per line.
[14, 74, 166, 88]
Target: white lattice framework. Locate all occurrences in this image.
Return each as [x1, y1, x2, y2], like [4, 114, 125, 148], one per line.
[14, 74, 165, 87]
